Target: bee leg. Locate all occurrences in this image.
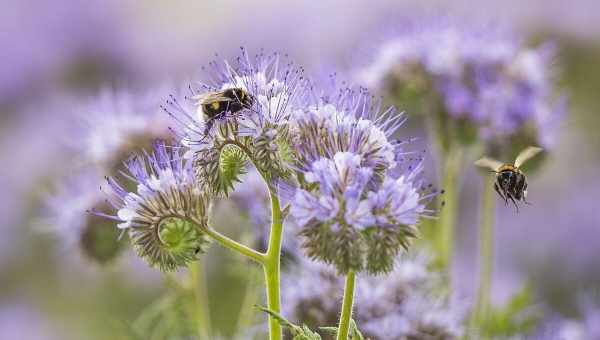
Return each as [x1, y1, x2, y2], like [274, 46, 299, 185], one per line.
[203, 118, 215, 135]
[508, 194, 519, 213]
[494, 182, 507, 204]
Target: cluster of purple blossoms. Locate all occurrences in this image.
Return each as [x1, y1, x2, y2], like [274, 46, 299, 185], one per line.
[98, 143, 211, 271]
[290, 90, 433, 274]
[77, 49, 431, 277]
[282, 252, 464, 339]
[167, 49, 309, 196]
[357, 17, 565, 149]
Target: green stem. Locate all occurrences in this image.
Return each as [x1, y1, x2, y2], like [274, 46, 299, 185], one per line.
[470, 175, 496, 334]
[263, 191, 283, 340]
[336, 271, 356, 340]
[435, 145, 463, 270]
[200, 224, 265, 264]
[188, 261, 212, 339]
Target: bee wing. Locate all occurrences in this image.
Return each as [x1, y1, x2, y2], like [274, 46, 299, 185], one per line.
[474, 157, 503, 172]
[193, 92, 233, 104]
[514, 146, 543, 168]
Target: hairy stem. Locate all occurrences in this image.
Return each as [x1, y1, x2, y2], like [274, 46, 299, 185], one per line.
[188, 261, 212, 339]
[337, 271, 356, 340]
[470, 175, 496, 333]
[263, 191, 283, 340]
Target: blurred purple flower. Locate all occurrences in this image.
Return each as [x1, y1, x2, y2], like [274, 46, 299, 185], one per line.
[68, 88, 172, 172]
[0, 301, 61, 340]
[357, 17, 565, 148]
[0, 0, 135, 107]
[282, 252, 464, 339]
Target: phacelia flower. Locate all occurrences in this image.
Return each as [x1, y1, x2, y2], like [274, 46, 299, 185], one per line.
[357, 17, 565, 151]
[290, 89, 432, 274]
[43, 169, 125, 264]
[291, 88, 405, 185]
[98, 142, 211, 271]
[72, 89, 173, 175]
[282, 252, 464, 339]
[165, 48, 309, 196]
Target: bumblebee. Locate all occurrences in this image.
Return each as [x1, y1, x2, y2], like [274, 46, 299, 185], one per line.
[194, 88, 253, 133]
[474, 146, 543, 211]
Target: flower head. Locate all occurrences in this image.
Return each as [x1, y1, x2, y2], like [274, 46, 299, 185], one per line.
[72, 89, 173, 174]
[291, 88, 405, 184]
[357, 17, 565, 151]
[165, 48, 309, 196]
[290, 89, 432, 274]
[98, 142, 211, 271]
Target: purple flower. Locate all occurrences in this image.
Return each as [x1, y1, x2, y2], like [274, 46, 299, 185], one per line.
[357, 17, 565, 148]
[291, 89, 404, 180]
[98, 142, 211, 271]
[165, 49, 310, 196]
[69, 88, 173, 173]
[290, 89, 433, 274]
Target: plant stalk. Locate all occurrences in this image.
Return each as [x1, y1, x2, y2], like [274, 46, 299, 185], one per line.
[263, 191, 284, 340]
[189, 260, 212, 339]
[336, 271, 356, 340]
[470, 175, 496, 333]
[200, 224, 265, 264]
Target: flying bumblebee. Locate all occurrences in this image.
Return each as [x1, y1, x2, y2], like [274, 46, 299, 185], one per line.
[194, 87, 254, 134]
[474, 146, 543, 211]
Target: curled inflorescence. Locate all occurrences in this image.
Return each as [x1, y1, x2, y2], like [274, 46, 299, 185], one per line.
[98, 142, 211, 271]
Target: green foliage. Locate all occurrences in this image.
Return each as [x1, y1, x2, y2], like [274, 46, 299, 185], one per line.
[257, 306, 322, 340]
[479, 284, 541, 338]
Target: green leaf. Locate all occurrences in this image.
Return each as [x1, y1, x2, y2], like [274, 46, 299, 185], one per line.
[256, 306, 322, 340]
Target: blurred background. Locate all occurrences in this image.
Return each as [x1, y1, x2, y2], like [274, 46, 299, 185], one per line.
[1, 1, 599, 339]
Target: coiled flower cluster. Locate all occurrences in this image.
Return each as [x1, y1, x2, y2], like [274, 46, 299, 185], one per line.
[100, 143, 211, 271]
